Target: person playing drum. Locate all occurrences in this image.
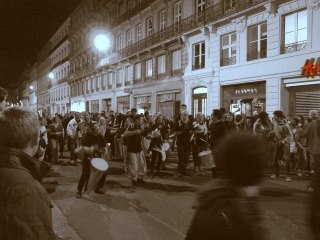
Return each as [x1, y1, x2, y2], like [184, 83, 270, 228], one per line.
[76, 124, 106, 198]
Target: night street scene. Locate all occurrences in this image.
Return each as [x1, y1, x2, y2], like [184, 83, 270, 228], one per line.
[0, 0, 320, 239]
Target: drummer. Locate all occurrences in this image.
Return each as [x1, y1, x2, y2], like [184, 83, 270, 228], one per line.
[76, 123, 106, 198]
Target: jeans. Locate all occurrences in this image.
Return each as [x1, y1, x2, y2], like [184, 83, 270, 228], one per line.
[77, 157, 90, 193]
[68, 136, 77, 161]
[49, 138, 59, 164]
[177, 143, 191, 174]
[150, 150, 162, 176]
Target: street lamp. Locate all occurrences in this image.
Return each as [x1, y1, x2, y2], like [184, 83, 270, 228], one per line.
[93, 34, 110, 51]
[48, 72, 54, 79]
[29, 85, 34, 90]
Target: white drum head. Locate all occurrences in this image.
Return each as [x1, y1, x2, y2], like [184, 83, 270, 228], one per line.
[91, 158, 108, 171]
[163, 143, 170, 152]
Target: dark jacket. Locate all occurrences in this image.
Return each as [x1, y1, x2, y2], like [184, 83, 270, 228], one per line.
[186, 178, 265, 240]
[210, 121, 233, 150]
[0, 148, 55, 240]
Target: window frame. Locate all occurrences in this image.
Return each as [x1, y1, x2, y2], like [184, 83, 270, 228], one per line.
[192, 42, 205, 70]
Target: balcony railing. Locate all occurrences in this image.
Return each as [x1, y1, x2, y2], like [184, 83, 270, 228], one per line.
[107, 84, 113, 89]
[116, 83, 122, 88]
[281, 41, 307, 54]
[247, 50, 267, 61]
[118, 0, 267, 58]
[221, 56, 236, 67]
[111, 0, 157, 27]
[157, 73, 166, 80]
[133, 79, 142, 84]
[125, 81, 132, 86]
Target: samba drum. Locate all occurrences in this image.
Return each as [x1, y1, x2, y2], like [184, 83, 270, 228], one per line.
[85, 158, 109, 194]
[198, 150, 215, 169]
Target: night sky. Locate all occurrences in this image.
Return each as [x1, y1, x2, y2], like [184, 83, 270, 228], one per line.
[0, 0, 80, 90]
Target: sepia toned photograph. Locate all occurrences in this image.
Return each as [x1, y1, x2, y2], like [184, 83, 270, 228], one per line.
[0, 0, 319, 239]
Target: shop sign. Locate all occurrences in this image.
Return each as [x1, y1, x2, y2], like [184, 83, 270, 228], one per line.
[136, 96, 147, 104]
[235, 88, 258, 94]
[159, 94, 173, 102]
[301, 57, 320, 78]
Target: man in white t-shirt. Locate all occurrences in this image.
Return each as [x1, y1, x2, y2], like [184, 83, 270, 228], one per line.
[67, 113, 81, 165]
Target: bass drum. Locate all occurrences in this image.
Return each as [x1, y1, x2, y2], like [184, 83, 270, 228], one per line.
[198, 150, 215, 169]
[85, 158, 109, 194]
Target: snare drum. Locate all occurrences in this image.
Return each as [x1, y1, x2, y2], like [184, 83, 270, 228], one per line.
[198, 150, 215, 169]
[85, 158, 109, 194]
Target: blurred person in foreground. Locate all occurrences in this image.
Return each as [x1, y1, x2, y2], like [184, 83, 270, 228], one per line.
[0, 107, 55, 239]
[186, 132, 267, 240]
[301, 110, 320, 239]
[0, 86, 8, 112]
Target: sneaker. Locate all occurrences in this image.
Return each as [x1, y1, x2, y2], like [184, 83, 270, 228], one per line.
[285, 177, 292, 182]
[76, 192, 82, 198]
[94, 188, 105, 194]
[297, 172, 303, 177]
[270, 174, 278, 179]
[308, 186, 314, 192]
[132, 180, 138, 186]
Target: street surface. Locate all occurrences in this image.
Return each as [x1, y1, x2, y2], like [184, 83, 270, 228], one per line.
[44, 151, 314, 240]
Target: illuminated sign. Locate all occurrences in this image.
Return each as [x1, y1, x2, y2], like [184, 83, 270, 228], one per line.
[301, 57, 320, 78]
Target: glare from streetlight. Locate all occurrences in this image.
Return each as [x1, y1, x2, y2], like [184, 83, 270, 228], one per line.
[48, 72, 54, 79]
[94, 34, 110, 51]
[29, 85, 34, 90]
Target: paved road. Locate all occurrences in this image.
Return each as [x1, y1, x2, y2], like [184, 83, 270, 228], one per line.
[44, 154, 314, 240]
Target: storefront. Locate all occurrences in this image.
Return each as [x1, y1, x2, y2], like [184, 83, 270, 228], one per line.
[134, 95, 151, 114]
[102, 98, 112, 112]
[157, 91, 181, 117]
[117, 95, 130, 113]
[222, 81, 266, 116]
[285, 79, 320, 118]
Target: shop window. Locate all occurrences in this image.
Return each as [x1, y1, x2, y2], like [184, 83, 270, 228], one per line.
[282, 9, 307, 54]
[221, 32, 237, 66]
[247, 22, 267, 61]
[192, 42, 205, 70]
[91, 100, 99, 113]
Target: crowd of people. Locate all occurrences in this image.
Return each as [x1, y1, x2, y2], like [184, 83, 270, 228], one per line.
[0, 84, 319, 239]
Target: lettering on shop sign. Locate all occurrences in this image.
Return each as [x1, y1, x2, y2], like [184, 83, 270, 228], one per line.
[235, 88, 258, 95]
[301, 57, 320, 78]
[159, 94, 173, 102]
[136, 96, 147, 104]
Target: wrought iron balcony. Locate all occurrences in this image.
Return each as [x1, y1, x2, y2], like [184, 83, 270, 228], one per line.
[124, 81, 132, 86]
[157, 73, 166, 80]
[247, 50, 267, 61]
[111, 0, 157, 27]
[221, 56, 236, 67]
[118, 0, 267, 58]
[133, 79, 142, 84]
[171, 69, 182, 76]
[116, 82, 122, 88]
[281, 41, 307, 54]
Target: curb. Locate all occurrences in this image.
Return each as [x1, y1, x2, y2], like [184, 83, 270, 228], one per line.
[51, 201, 82, 240]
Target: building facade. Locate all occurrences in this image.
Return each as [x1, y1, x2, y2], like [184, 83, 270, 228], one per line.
[20, 0, 320, 117]
[49, 18, 71, 115]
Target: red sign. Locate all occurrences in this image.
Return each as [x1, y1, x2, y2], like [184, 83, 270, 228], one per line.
[301, 57, 320, 78]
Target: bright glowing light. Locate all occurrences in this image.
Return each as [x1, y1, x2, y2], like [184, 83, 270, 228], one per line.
[29, 85, 34, 90]
[48, 72, 54, 79]
[94, 34, 110, 51]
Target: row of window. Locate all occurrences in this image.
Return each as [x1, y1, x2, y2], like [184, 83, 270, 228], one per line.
[50, 45, 70, 66]
[71, 51, 106, 73]
[50, 86, 70, 102]
[116, 1, 182, 50]
[192, 9, 307, 68]
[70, 49, 182, 97]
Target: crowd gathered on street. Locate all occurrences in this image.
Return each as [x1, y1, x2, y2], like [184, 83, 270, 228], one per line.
[0, 85, 319, 240]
